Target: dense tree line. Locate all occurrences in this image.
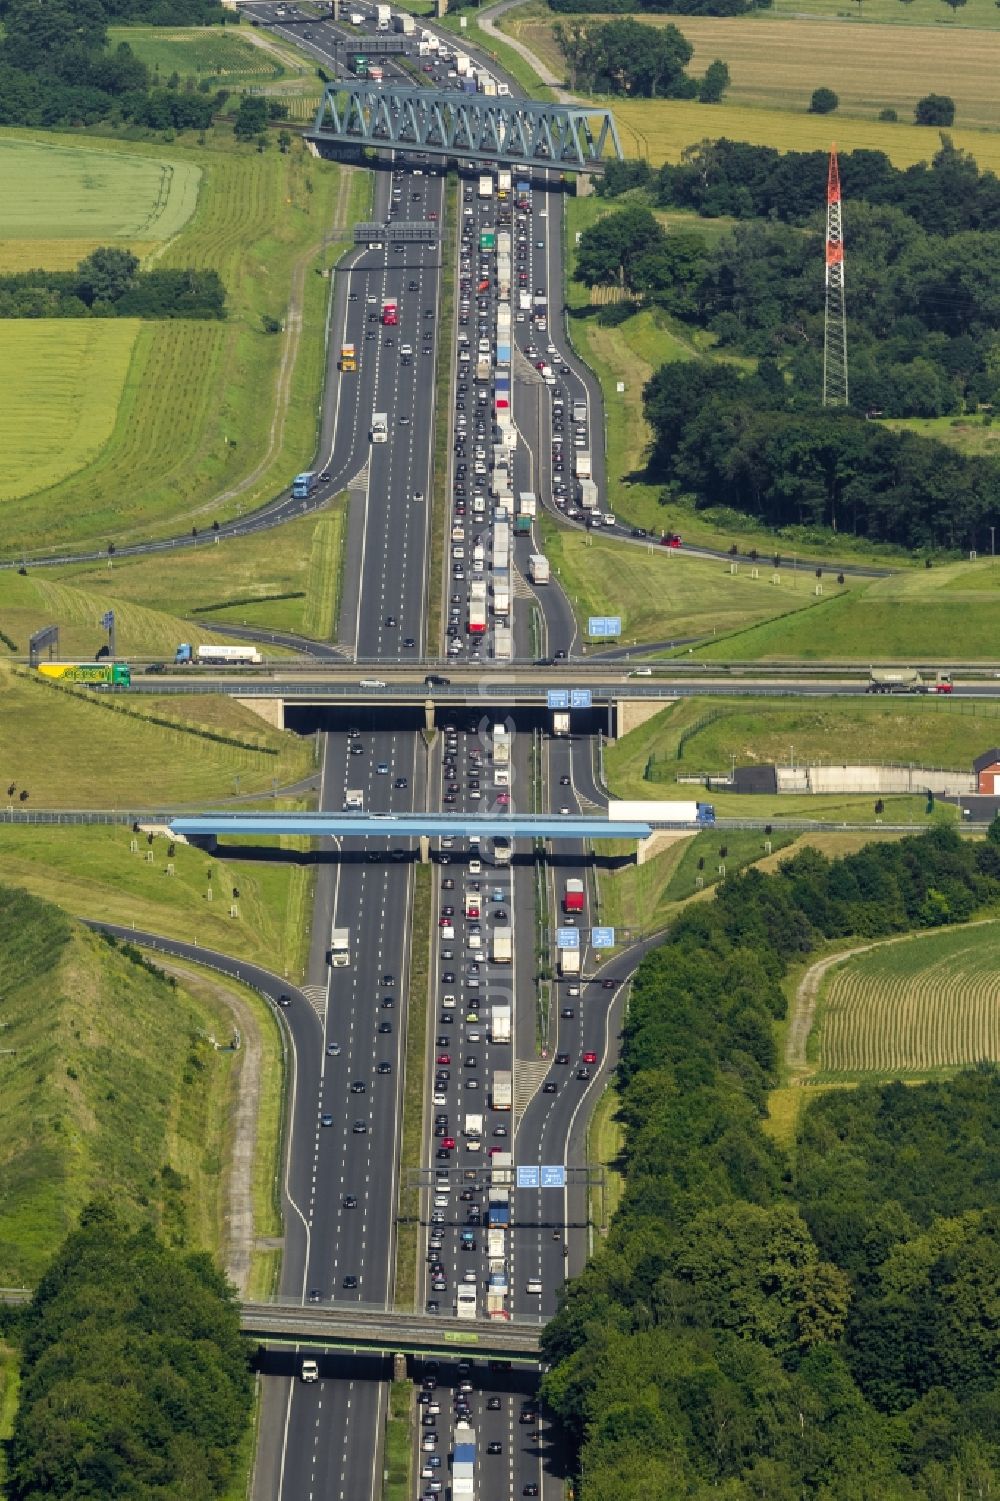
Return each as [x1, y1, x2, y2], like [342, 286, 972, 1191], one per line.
[542, 827, 1000, 1497]
[600, 135, 1000, 236]
[10, 1201, 252, 1500]
[555, 16, 729, 98]
[641, 360, 1000, 549]
[0, 0, 230, 129]
[0, 247, 226, 319]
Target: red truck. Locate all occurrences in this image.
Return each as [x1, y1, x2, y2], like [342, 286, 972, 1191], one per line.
[562, 879, 585, 914]
[381, 298, 398, 326]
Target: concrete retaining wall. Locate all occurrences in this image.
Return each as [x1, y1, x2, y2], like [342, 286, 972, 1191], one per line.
[775, 765, 975, 796]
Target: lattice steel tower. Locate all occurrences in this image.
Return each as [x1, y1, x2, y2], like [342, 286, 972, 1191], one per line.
[823, 145, 849, 407]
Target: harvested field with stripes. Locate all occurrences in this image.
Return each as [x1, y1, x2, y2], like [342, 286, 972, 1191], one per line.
[814, 923, 1000, 1080]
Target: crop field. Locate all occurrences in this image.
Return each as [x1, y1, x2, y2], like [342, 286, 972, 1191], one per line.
[0, 238, 158, 274]
[501, 6, 1000, 129]
[0, 322, 139, 503]
[610, 98, 1000, 174]
[55, 505, 346, 640]
[815, 923, 1000, 1078]
[0, 132, 357, 554]
[0, 667, 314, 806]
[0, 137, 201, 241]
[108, 25, 286, 84]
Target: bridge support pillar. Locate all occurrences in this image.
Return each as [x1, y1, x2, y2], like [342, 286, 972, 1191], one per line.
[419, 835, 430, 865]
[393, 1352, 407, 1382]
[424, 697, 435, 733]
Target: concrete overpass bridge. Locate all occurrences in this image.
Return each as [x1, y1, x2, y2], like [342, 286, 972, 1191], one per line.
[242, 1300, 543, 1362]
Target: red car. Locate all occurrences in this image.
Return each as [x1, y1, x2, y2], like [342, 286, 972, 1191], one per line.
[582, 1051, 598, 1065]
[436, 1053, 451, 1065]
[442, 1136, 456, 1150]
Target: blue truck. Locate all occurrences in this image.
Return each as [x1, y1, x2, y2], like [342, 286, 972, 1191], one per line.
[292, 471, 317, 499]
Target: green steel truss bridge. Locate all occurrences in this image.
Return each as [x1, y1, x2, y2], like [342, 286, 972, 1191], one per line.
[310, 82, 623, 172]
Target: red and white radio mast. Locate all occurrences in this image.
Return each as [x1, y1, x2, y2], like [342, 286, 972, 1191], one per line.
[823, 144, 849, 407]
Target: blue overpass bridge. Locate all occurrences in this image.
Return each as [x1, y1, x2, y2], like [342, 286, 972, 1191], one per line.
[169, 812, 652, 842]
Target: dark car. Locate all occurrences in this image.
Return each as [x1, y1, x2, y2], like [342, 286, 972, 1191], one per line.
[379, 1020, 392, 1034]
[343, 1274, 358, 1289]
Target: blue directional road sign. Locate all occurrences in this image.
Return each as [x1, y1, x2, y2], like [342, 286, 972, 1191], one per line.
[517, 1166, 540, 1189]
[556, 927, 580, 950]
[592, 926, 616, 949]
[587, 616, 621, 638]
[570, 688, 592, 708]
[541, 1165, 566, 1189]
[547, 689, 570, 709]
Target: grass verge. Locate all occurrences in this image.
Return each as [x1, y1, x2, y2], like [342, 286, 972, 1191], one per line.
[586, 1084, 625, 1232]
[594, 827, 797, 938]
[0, 1340, 19, 1492]
[395, 865, 431, 1313]
[427, 172, 457, 657]
[383, 1381, 414, 1501]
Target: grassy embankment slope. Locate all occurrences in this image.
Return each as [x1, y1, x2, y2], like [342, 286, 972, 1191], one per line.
[0, 824, 313, 980]
[592, 695, 977, 939]
[0, 666, 314, 804]
[0, 130, 368, 555]
[0, 883, 282, 1286]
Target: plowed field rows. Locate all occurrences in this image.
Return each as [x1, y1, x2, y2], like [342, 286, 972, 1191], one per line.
[817, 924, 1000, 1078]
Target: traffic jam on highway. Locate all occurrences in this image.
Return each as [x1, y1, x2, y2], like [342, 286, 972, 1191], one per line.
[248, 9, 627, 1500]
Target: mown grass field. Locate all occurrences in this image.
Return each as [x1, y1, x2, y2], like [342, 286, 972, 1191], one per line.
[0, 667, 314, 805]
[692, 559, 1000, 660]
[0, 131, 365, 554]
[0, 885, 256, 1283]
[814, 922, 1000, 1079]
[501, 5, 1000, 128]
[621, 696, 1000, 784]
[0, 824, 314, 980]
[0, 322, 139, 502]
[540, 515, 860, 646]
[0, 567, 272, 659]
[52, 504, 346, 641]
